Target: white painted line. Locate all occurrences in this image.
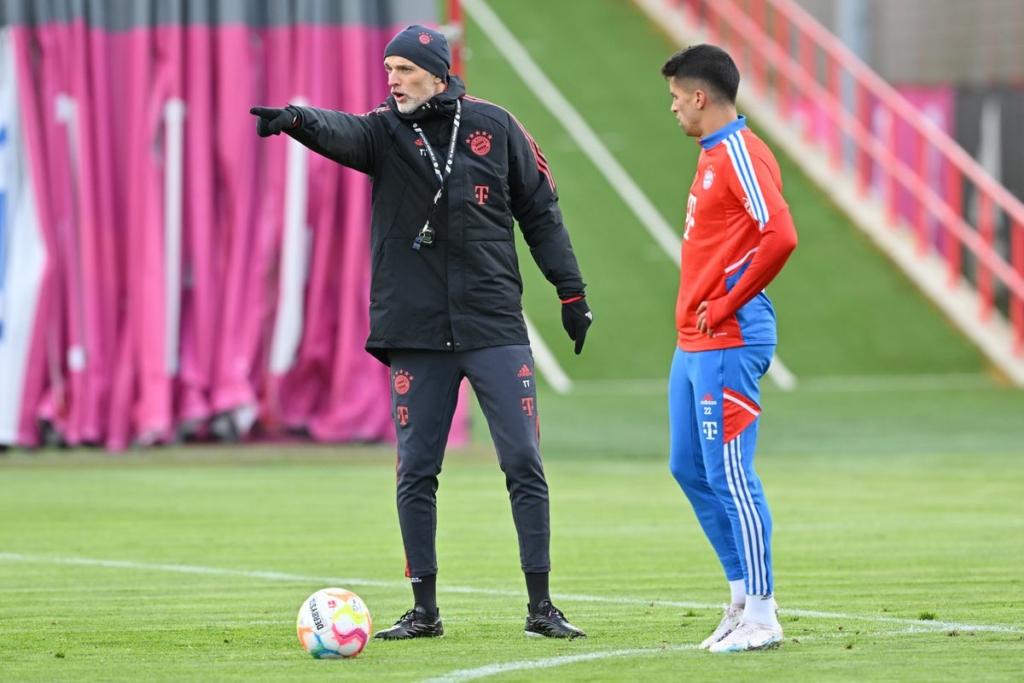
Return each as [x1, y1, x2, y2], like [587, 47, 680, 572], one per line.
[464, 0, 682, 263]
[463, 0, 797, 391]
[768, 356, 797, 390]
[0, 552, 395, 588]
[791, 372, 997, 392]
[567, 372, 995, 395]
[567, 378, 670, 396]
[524, 312, 572, 394]
[414, 629, 969, 683]
[1, 553, 1018, 635]
[417, 646, 694, 683]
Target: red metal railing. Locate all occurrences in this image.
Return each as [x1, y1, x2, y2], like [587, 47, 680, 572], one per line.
[662, 0, 1024, 356]
[446, 0, 465, 77]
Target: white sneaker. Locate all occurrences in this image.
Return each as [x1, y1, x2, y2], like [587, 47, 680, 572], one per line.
[708, 620, 783, 653]
[699, 605, 743, 649]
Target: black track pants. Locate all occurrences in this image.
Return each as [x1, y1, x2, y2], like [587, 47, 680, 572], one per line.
[387, 346, 550, 577]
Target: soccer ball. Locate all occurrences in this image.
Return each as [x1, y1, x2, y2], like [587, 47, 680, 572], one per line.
[296, 588, 373, 658]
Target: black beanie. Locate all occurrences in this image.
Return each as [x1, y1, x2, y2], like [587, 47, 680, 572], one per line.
[384, 24, 451, 82]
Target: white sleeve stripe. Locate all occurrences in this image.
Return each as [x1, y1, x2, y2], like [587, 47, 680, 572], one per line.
[726, 133, 768, 226]
[724, 247, 759, 274]
[725, 135, 767, 227]
[723, 132, 770, 229]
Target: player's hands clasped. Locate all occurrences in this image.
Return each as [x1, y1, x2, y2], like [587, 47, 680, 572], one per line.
[561, 296, 593, 355]
[250, 106, 298, 137]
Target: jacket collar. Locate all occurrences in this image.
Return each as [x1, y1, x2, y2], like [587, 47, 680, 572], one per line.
[698, 115, 747, 150]
[391, 74, 466, 122]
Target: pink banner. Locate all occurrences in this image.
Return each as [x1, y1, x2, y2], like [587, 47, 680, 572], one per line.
[880, 86, 955, 254]
[5, 11, 469, 451]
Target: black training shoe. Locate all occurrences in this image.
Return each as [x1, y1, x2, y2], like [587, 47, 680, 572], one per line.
[524, 600, 587, 639]
[373, 606, 444, 640]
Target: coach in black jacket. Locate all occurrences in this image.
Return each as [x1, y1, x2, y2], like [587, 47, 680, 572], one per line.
[252, 24, 591, 641]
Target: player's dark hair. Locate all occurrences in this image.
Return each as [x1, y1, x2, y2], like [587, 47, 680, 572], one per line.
[661, 44, 740, 105]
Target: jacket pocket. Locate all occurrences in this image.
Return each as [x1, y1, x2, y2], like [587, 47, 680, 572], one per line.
[464, 241, 524, 308]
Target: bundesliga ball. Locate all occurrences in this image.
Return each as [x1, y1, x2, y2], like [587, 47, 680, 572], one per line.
[296, 588, 373, 658]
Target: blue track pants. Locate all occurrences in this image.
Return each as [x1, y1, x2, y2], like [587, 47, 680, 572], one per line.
[668, 344, 775, 597]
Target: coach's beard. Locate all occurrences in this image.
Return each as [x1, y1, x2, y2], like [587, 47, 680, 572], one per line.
[396, 96, 427, 115]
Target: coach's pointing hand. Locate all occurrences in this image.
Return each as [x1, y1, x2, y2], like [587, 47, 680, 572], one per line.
[250, 106, 300, 137]
[561, 296, 593, 355]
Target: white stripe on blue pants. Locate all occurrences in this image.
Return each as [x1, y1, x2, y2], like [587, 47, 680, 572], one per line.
[668, 344, 775, 596]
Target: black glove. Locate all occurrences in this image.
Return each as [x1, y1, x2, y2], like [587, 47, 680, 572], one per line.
[250, 106, 299, 137]
[560, 296, 592, 355]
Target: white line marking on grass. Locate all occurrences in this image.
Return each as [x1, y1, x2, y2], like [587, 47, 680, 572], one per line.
[567, 372, 996, 395]
[417, 646, 693, 683]
[0, 553, 397, 588]
[790, 372, 997, 392]
[463, 0, 681, 263]
[415, 628, 974, 683]
[462, 0, 796, 391]
[768, 356, 797, 390]
[552, 593, 1021, 634]
[568, 378, 669, 395]
[2, 552, 1020, 636]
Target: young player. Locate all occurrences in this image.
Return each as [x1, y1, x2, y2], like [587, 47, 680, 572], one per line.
[661, 44, 798, 653]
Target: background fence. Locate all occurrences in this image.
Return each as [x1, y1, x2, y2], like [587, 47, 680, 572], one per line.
[646, 0, 1024, 370]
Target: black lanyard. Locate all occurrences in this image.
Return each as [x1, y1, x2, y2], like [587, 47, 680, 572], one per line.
[411, 98, 461, 250]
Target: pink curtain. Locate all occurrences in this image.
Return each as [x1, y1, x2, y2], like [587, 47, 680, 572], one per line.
[1, 2, 470, 450]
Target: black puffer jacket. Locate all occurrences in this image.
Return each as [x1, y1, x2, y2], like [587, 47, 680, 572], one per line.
[288, 76, 585, 365]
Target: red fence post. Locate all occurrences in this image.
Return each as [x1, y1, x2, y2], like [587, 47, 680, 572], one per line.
[774, 17, 791, 119]
[885, 103, 899, 225]
[749, 0, 768, 95]
[447, 0, 463, 77]
[1013, 219, 1024, 355]
[978, 192, 994, 322]
[706, 0, 720, 44]
[826, 58, 841, 169]
[855, 81, 870, 196]
[915, 131, 930, 254]
[946, 167, 964, 288]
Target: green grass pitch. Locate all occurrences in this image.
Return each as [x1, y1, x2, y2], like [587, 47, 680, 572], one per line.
[2, 385, 1023, 682]
[2, 0, 1022, 681]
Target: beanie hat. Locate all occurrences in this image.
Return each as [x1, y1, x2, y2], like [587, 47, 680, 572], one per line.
[384, 24, 451, 82]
